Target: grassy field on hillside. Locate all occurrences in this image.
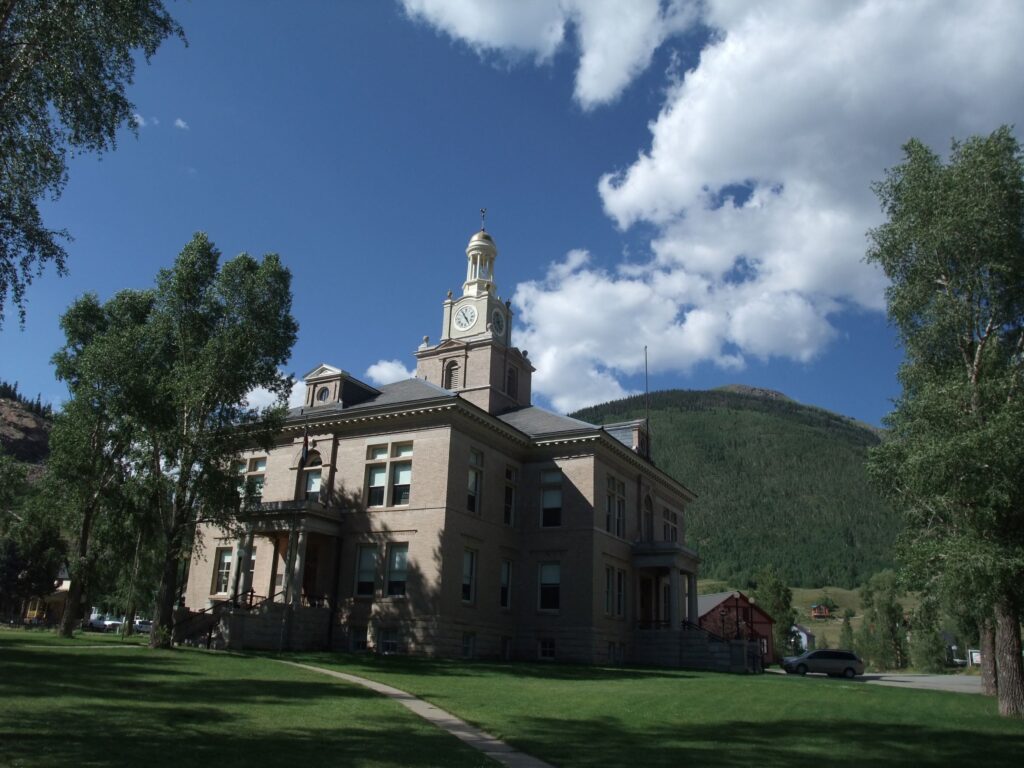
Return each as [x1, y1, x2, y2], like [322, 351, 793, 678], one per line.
[0, 630, 488, 768]
[289, 652, 1024, 768]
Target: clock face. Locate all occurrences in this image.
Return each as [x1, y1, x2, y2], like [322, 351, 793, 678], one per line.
[453, 305, 478, 330]
[491, 309, 506, 335]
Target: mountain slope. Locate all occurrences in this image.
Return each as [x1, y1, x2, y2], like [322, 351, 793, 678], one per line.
[0, 397, 50, 464]
[571, 389, 896, 588]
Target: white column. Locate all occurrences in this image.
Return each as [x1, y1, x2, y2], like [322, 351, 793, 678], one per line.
[290, 531, 308, 608]
[687, 572, 699, 624]
[669, 568, 681, 628]
[282, 527, 298, 605]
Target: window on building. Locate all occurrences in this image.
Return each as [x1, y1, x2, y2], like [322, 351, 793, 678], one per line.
[462, 632, 476, 659]
[540, 470, 562, 527]
[242, 457, 266, 503]
[367, 465, 386, 507]
[391, 462, 412, 505]
[355, 545, 377, 597]
[663, 508, 679, 542]
[503, 467, 517, 526]
[605, 565, 614, 615]
[467, 449, 483, 514]
[234, 461, 247, 495]
[317, 386, 330, 402]
[615, 481, 626, 538]
[538, 562, 560, 611]
[616, 569, 626, 617]
[379, 627, 400, 654]
[386, 543, 408, 597]
[462, 549, 477, 603]
[365, 443, 413, 508]
[500, 560, 512, 609]
[350, 625, 368, 652]
[643, 496, 654, 542]
[212, 548, 232, 594]
[606, 475, 626, 537]
[538, 638, 556, 660]
[506, 366, 518, 398]
[444, 360, 460, 390]
[302, 450, 322, 502]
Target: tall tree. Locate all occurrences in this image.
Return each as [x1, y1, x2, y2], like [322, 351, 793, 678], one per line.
[50, 290, 152, 635]
[0, 0, 182, 326]
[856, 570, 907, 671]
[751, 566, 796, 661]
[866, 126, 1024, 717]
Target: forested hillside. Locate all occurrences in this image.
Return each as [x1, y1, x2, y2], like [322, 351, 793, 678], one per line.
[571, 389, 897, 588]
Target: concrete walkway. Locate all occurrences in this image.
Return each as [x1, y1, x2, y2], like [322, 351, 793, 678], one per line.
[275, 660, 555, 768]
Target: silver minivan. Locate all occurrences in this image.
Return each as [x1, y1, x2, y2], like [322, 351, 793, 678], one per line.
[783, 649, 865, 678]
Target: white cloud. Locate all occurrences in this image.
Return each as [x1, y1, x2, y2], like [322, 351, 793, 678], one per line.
[150, 117, 160, 126]
[246, 379, 305, 410]
[174, 117, 189, 130]
[403, 1, 1024, 412]
[400, 0, 697, 108]
[132, 113, 147, 127]
[365, 359, 415, 385]
[514, 1, 1024, 411]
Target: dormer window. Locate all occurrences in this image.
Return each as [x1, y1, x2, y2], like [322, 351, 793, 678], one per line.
[317, 386, 330, 403]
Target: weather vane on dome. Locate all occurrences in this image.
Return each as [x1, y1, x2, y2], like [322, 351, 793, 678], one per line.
[480, 207, 487, 231]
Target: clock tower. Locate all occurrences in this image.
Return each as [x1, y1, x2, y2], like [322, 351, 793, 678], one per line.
[415, 228, 533, 414]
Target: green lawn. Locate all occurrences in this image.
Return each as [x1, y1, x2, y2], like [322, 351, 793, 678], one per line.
[289, 652, 1024, 768]
[0, 630, 490, 768]
[5, 629, 1023, 768]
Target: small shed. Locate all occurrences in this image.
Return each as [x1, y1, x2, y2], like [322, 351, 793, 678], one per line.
[810, 603, 832, 620]
[698, 590, 776, 663]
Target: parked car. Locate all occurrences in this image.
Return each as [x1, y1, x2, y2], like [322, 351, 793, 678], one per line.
[86, 614, 110, 631]
[102, 617, 124, 633]
[133, 619, 153, 634]
[783, 649, 865, 678]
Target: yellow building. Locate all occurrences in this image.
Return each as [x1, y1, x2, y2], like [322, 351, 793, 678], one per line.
[183, 229, 747, 668]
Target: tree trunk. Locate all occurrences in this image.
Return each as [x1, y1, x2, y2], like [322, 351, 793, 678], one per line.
[150, 537, 180, 648]
[57, 572, 84, 638]
[981, 618, 998, 696]
[995, 600, 1024, 718]
[57, 506, 95, 638]
[151, 497, 190, 649]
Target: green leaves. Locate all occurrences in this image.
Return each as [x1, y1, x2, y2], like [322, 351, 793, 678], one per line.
[866, 127, 1024, 675]
[0, 1, 183, 326]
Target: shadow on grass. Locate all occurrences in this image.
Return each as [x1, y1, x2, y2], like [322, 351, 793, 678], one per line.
[0, 644, 488, 768]
[284, 651, 698, 682]
[503, 713, 1024, 768]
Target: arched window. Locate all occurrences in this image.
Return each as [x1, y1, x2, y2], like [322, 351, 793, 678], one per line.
[444, 360, 461, 390]
[303, 450, 322, 502]
[316, 386, 330, 403]
[506, 366, 518, 398]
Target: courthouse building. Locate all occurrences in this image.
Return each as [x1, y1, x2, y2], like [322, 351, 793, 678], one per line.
[182, 228, 723, 667]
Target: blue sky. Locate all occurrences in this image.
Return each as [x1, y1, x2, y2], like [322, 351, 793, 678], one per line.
[2, 1, 1022, 426]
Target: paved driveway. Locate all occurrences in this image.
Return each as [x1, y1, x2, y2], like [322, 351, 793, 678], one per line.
[770, 668, 981, 694]
[859, 673, 981, 694]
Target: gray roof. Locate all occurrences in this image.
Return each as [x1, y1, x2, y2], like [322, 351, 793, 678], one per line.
[286, 378, 454, 422]
[697, 591, 742, 617]
[497, 406, 596, 437]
